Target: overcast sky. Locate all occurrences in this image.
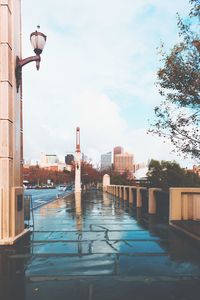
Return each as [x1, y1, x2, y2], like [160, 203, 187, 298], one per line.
[21, 0, 195, 167]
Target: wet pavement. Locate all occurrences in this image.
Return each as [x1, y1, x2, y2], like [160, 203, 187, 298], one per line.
[24, 187, 73, 208]
[0, 190, 200, 300]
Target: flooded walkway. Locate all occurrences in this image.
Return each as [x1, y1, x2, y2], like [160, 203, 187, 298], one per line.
[1, 190, 200, 300]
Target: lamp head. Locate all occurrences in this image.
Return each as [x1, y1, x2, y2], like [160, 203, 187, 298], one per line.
[30, 26, 47, 55]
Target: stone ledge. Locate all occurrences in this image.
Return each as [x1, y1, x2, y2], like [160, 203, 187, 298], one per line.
[0, 228, 30, 245]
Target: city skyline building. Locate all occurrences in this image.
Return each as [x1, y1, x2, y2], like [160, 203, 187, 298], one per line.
[101, 152, 112, 171]
[113, 146, 124, 157]
[113, 146, 124, 167]
[65, 154, 74, 165]
[114, 152, 134, 175]
[40, 153, 59, 168]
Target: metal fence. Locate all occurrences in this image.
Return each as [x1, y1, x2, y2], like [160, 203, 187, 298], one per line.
[24, 195, 34, 228]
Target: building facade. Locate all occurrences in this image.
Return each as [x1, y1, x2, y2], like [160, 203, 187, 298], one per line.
[113, 146, 123, 157]
[0, 0, 27, 244]
[114, 152, 134, 175]
[65, 154, 74, 165]
[101, 152, 112, 171]
[40, 153, 59, 168]
[113, 146, 123, 168]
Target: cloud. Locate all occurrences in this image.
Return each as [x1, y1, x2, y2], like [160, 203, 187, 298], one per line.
[21, 0, 194, 167]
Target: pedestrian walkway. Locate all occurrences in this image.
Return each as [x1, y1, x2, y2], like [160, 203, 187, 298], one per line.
[0, 190, 200, 300]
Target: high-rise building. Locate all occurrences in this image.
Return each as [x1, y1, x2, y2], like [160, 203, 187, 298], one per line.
[113, 146, 123, 156]
[65, 154, 74, 165]
[114, 152, 134, 174]
[113, 146, 123, 170]
[101, 152, 112, 171]
[40, 153, 59, 167]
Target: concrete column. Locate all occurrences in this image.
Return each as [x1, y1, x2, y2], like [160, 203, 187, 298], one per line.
[0, 0, 28, 245]
[116, 186, 119, 197]
[129, 187, 133, 204]
[110, 186, 112, 194]
[119, 186, 123, 199]
[103, 174, 110, 192]
[112, 186, 114, 195]
[124, 187, 128, 201]
[136, 187, 147, 207]
[148, 188, 162, 214]
[136, 188, 142, 207]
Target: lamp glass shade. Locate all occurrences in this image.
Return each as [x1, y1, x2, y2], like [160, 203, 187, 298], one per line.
[30, 31, 47, 55]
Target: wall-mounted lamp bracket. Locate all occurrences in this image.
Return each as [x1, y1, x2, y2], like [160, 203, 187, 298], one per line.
[15, 55, 41, 92]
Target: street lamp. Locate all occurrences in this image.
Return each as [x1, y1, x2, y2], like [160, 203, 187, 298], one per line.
[15, 26, 47, 92]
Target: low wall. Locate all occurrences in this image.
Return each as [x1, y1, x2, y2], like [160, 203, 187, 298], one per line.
[106, 185, 200, 221]
[106, 185, 200, 240]
[169, 188, 200, 221]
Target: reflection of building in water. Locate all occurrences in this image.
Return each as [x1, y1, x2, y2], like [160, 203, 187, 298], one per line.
[38, 198, 70, 216]
[75, 193, 82, 231]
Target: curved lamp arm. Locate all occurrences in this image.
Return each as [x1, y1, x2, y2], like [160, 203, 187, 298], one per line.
[15, 55, 41, 93]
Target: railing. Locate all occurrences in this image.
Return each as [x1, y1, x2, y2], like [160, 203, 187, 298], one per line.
[24, 195, 34, 228]
[106, 184, 200, 240]
[170, 189, 200, 221]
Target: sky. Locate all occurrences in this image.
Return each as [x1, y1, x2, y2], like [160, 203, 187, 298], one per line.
[21, 0, 195, 167]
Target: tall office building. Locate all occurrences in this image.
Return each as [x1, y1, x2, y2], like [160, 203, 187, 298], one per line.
[113, 146, 123, 170]
[114, 146, 123, 157]
[101, 152, 112, 171]
[40, 153, 59, 167]
[65, 154, 74, 165]
[114, 152, 134, 174]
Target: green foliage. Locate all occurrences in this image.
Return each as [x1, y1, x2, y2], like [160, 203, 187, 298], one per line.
[110, 171, 135, 186]
[147, 159, 200, 190]
[149, 0, 200, 159]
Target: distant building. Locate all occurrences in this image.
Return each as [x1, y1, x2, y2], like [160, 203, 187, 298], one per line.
[113, 146, 123, 168]
[134, 167, 148, 180]
[133, 162, 147, 173]
[186, 165, 200, 176]
[42, 163, 68, 172]
[114, 152, 134, 174]
[82, 153, 88, 162]
[65, 154, 74, 165]
[113, 146, 123, 157]
[193, 165, 200, 176]
[101, 152, 112, 171]
[40, 153, 59, 168]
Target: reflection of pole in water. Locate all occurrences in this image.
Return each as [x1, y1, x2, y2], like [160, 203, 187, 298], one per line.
[75, 127, 81, 193]
[75, 192, 82, 231]
[103, 192, 110, 206]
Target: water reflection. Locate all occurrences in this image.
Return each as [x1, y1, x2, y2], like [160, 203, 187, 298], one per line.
[0, 237, 30, 300]
[132, 206, 200, 266]
[75, 192, 82, 231]
[1, 191, 200, 300]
